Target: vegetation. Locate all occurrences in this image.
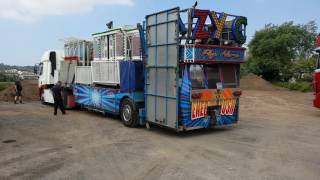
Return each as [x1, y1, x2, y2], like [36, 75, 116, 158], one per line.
[273, 81, 313, 92]
[0, 72, 18, 82]
[0, 63, 34, 72]
[0, 72, 17, 91]
[242, 21, 318, 92]
[0, 82, 13, 91]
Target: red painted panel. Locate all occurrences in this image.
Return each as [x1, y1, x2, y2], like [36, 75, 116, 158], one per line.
[316, 34, 320, 49]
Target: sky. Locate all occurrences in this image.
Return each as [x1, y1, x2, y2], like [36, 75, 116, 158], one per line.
[0, 0, 319, 66]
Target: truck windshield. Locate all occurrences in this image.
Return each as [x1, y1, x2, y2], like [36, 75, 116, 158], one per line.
[39, 63, 43, 75]
[190, 65, 206, 89]
[220, 64, 239, 88]
[190, 64, 239, 89]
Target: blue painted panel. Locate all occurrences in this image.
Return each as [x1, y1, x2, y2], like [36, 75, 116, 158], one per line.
[180, 45, 245, 63]
[120, 60, 144, 93]
[180, 65, 211, 128]
[73, 85, 118, 113]
[73, 84, 144, 115]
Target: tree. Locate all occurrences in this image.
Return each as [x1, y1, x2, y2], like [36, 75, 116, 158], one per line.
[244, 21, 317, 81]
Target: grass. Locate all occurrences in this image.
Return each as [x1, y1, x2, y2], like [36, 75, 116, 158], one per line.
[273, 81, 313, 92]
[0, 82, 13, 91]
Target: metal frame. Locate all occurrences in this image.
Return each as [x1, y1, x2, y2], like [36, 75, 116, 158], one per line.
[145, 7, 180, 129]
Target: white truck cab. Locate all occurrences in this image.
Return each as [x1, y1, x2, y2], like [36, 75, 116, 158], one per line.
[38, 50, 65, 87]
[38, 50, 65, 103]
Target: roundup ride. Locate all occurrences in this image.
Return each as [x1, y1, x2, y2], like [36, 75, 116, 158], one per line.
[39, 6, 248, 131]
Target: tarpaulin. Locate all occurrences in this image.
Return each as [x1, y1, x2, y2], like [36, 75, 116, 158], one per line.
[120, 61, 144, 92]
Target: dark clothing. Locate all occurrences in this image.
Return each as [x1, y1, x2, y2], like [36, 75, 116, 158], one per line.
[15, 81, 22, 91]
[54, 97, 65, 115]
[51, 84, 62, 100]
[15, 90, 22, 96]
[15, 81, 22, 96]
[51, 84, 65, 114]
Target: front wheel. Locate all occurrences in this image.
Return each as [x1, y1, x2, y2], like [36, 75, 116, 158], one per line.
[120, 98, 138, 127]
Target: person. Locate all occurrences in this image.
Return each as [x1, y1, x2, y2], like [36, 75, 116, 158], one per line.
[14, 80, 23, 104]
[51, 81, 66, 115]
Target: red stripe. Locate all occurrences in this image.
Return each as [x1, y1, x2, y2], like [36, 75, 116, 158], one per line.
[64, 56, 80, 61]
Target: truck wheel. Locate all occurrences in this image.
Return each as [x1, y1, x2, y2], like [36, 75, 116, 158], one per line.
[120, 98, 138, 127]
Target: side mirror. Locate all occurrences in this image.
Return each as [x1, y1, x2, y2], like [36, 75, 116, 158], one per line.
[34, 64, 38, 74]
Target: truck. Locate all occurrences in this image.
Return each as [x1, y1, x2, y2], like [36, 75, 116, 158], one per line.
[37, 38, 93, 107]
[38, 6, 248, 131]
[313, 34, 320, 108]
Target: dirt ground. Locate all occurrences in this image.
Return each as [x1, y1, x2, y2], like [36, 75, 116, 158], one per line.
[0, 89, 320, 180]
[0, 80, 39, 102]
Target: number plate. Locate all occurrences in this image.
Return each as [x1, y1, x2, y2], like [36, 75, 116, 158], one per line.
[191, 101, 208, 120]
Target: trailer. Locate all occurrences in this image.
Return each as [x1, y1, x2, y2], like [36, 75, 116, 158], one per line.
[71, 6, 248, 131]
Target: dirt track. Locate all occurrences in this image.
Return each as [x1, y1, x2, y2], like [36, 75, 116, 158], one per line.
[0, 89, 319, 180]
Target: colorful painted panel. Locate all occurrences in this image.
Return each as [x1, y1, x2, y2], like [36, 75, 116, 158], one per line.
[180, 45, 245, 63]
[180, 66, 211, 128]
[73, 85, 119, 113]
[179, 65, 239, 129]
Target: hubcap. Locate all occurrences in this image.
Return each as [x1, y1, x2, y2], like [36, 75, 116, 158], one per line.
[122, 105, 132, 122]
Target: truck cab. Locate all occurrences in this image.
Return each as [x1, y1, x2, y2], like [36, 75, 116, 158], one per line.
[38, 50, 65, 103]
[37, 39, 93, 105]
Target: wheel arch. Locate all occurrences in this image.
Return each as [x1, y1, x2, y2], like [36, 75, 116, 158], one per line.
[119, 95, 130, 112]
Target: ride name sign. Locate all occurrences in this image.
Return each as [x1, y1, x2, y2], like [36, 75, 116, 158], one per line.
[180, 45, 246, 63]
[191, 101, 208, 120]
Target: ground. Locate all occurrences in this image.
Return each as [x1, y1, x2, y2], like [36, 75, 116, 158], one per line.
[0, 89, 319, 180]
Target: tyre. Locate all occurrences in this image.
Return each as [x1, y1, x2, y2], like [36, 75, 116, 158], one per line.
[120, 98, 138, 127]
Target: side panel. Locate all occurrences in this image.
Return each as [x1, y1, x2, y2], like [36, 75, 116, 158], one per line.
[73, 84, 144, 114]
[75, 66, 92, 85]
[73, 85, 118, 113]
[56, 61, 77, 84]
[91, 61, 120, 85]
[145, 7, 179, 129]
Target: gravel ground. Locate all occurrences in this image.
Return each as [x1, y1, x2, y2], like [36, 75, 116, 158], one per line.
[0, 89, 319, 180]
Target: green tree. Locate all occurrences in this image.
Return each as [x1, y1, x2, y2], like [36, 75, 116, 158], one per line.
[244, 21, 317, 81]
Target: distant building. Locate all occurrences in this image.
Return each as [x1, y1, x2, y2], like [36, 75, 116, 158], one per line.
[4, 69, 38, 80]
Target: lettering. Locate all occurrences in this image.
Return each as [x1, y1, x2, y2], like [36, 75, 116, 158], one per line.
[222, 50, 240, 58]
[202, 49, 217, 59]
[191, 101, 208, 120]
[211, 12, 227, 39]
[220, 99, 236, 116]
[192, 10, 211, 39]
[232, 16, 247, 45]
[191, 9, 247, 45]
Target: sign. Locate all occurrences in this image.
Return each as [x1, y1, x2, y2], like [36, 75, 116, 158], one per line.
[181, 45, 245, 62]
[191, 9, 247, 45]
[220, 99, 236, 116]
[191, 101, 208, 120]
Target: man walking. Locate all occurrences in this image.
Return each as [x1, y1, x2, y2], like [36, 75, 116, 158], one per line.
[14, 79, 23, 104]
[51, 81, 66, 115]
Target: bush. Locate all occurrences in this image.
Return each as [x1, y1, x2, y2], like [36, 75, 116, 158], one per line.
[273, 81, 313, 92]
[0, 82, 13, 91]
